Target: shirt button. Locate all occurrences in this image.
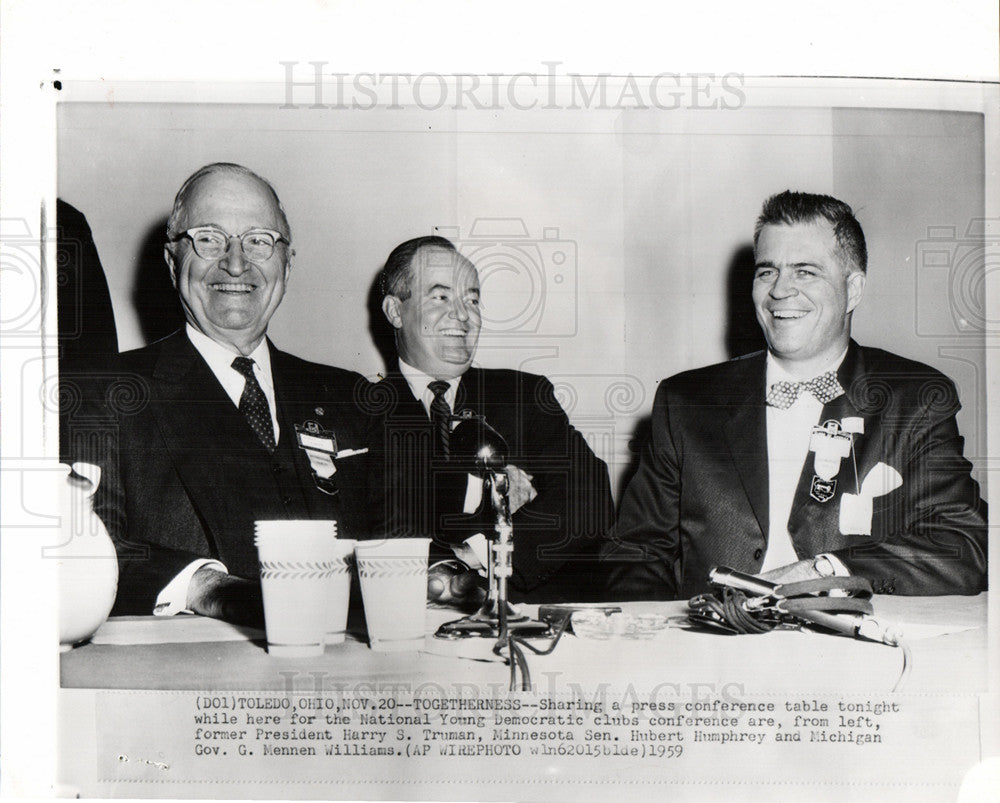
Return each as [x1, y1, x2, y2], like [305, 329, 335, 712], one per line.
[753, 548, 763, 561]
[271, 463, 282, 474]
[282, 496, 292, 506]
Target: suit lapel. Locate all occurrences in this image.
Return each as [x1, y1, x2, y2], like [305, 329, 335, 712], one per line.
[270, 343, 335, 448]
[149, 331, 250, 450]
[454, 368, 483, 419]
[381, 371, 436, 483]
[270, 345, 327, 514]
[721, 354, 770, 539]
[147, 332, 266, 554]
[383, 371, 433, 422]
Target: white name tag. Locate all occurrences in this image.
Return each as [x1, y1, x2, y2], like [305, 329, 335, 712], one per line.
[304, 450, 337, 479]
[299, 432, 335, 452]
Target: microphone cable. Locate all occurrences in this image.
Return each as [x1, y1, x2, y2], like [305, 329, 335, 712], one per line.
[688, 567, 912, 692]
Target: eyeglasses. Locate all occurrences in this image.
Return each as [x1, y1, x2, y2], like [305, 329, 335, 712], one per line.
[174, 227, 288, 262]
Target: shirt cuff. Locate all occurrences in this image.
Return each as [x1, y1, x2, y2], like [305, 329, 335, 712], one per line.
[818, 553, 850, 577]
[451, 534, 489, 573]
[153, 559, 228, 616]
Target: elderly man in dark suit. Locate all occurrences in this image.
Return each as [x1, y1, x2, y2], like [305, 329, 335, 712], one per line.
[605, 191, 987, 599]
[70, 163, 380, 624]
[376, 236, 614, 603]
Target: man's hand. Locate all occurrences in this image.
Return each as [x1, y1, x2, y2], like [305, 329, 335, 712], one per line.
[427, 561, 487, 612]
[758, 558, 821, 585]
[505, 464, 537, 514]
[186, 566, 265, 628]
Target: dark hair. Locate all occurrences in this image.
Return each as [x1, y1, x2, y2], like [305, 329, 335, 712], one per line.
[379, 235, 459, 300]
[754, 190, 867, 273]
[166, 162, 291, 242]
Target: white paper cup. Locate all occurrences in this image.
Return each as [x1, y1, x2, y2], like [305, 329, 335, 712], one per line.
[354, 538, 430, 652]
[324, 539, 356, 646]
[255, 520, 339, 657]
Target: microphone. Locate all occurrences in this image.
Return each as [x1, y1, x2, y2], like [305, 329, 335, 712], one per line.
[698, 566, 910, 691]
[707, 566, 778, 597]
[706, 566, 899, 645]
[449, 415, 509, 475]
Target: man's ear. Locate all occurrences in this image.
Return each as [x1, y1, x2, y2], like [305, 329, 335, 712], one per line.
[164, 245, 178, 289]
[382, 295, 403, 329]
[846, 270, 866, 314]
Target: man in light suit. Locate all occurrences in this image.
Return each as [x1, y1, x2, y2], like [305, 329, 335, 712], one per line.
[605, 191, 987, 599]
[69, 163, 380, 624]
[377, 236, 614, 603]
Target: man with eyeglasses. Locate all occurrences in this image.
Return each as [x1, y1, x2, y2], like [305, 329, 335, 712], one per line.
[73, 163, 381, 625]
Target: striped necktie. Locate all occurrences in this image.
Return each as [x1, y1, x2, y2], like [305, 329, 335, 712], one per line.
[428, 380, 451, 458]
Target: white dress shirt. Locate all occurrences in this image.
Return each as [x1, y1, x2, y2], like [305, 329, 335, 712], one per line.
[397, 358, 460, 417]
[185, 324, 279, 442]
[396, 359, 489, 570]
[153, 326, 280, 615]
[761, 349, 849, 575]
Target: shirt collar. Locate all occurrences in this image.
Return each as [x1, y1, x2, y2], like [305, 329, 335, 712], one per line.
[397, 358, 462, 408]
[185, 324, 273, 386]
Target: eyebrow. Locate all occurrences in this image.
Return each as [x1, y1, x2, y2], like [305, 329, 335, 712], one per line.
[188, 224, 277, 234]
[754, 260, 823, 270]
[424, 283, 480, 294]
[188, 222, 227, 232]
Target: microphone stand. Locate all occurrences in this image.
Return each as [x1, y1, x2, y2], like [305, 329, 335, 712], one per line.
[435, 415, 551, 647]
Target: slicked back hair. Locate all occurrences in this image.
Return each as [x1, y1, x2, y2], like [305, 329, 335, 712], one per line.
[754, 190, 867, 274]
[379, 235, 459, 301]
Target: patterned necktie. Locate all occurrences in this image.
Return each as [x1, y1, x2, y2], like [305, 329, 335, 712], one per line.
[232, 356, 276, 452]
[428, 380, 451, 458]
[766, 370, 844, 410]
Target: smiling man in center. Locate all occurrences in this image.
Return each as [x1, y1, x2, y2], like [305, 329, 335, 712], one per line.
[604, 190, 987, 599]
[376, 235, 614, 603]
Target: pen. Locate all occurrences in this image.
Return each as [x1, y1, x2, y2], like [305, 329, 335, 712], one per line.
[334, 448, 369, 459]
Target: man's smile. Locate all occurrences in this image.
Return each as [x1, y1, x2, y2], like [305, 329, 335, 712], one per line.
[769, 309, 808, 320]
[210, 281, 257, 294]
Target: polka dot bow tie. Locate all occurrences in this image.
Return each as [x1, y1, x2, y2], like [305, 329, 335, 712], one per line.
[766, 370, 844, 410]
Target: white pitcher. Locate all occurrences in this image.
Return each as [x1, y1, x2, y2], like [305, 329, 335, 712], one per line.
[55, 462, 119, 650]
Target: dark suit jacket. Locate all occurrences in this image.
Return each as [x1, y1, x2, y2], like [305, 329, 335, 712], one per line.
[378, 367, 614, 602]
[604, 341, 987, 599]
[65, 330, 382, 614]
[56, 199, 118, 360]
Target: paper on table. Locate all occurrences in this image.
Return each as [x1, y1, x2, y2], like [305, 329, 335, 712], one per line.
[879, 621, 980, 641]
[90, 615, 265, 646]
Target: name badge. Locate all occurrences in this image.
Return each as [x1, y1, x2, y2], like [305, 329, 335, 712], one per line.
[808, 419, 854, 503]
[295, 421, 338, 480]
